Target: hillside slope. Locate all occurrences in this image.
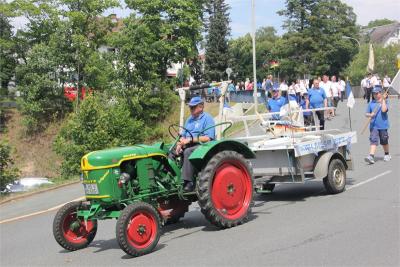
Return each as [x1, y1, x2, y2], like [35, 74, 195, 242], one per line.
[0, 109, 63, 179]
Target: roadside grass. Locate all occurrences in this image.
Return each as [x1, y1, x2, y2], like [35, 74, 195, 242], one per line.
[0, 109, 64, 180]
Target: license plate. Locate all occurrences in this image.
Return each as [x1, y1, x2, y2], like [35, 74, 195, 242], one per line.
[83, 183, 99, 195]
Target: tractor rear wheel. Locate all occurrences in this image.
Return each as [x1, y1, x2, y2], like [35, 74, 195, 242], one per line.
[323, 159, 346, 194]
[116, 202, 161, 257]
[197, 150, 254, 228]
[53, 201, 97, 251]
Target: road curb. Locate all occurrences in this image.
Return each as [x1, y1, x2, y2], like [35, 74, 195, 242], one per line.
[0, 180, 80, 205]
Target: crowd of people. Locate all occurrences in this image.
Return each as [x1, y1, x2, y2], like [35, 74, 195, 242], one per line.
[360, 73, 391, 103]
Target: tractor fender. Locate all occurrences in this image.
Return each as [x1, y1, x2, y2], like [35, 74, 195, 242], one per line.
[313, 151, 347, 180]
[189, 139, 255, 170]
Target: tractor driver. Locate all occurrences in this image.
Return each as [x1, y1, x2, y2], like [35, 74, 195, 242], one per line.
[176, 96, 215, 192]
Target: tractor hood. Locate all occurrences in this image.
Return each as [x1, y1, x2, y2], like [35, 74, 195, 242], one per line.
[81, 144, 166, 171]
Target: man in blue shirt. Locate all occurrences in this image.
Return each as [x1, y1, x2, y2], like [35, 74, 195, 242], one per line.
[267, 88, 287, 120]
[364, 85, 390, 164]
[308, 79, 328, 130]
[176, 96, 215, 191]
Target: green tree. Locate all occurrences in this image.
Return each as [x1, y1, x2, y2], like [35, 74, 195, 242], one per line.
[276, 0, 359, 78]
[115, 0, 205, 87]
[0, 141, 20, 191]
[228, 27, 278, 81]
[344, 44, 400, 85]
[16, 43, 69, 133]
[54, 94, 145, 178]
[204, 0, 230, 81]
[0, 8, 16, 90]
[365, 19, 396, 29]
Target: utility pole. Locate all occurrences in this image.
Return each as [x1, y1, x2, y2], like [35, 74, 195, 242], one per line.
[251, 0, 258, 112]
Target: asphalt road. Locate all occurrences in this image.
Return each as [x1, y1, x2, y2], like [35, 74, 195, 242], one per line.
[1, 98, 399, 267]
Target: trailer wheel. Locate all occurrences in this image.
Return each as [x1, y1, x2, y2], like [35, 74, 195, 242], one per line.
[323, 159, 346, 194]
[197, 150, 254, 228]
[53, 201, 97, 251]
[116, 202, 161, 257]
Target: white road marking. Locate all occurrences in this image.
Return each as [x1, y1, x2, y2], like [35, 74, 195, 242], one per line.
[0, 196, 84, 224]
[347, 170, 392, 191]
[322, 170, 393, 199]
[0, 171, 393, 224]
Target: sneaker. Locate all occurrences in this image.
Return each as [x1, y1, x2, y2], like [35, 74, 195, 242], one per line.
[383, 155, 391, 162]
[364, 155, 375, 164]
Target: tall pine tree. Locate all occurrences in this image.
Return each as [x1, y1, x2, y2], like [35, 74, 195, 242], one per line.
[204, 0, 230, 81]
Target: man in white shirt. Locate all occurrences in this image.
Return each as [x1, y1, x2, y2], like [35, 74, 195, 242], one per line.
[361, 76, 367, 100]
[365, 73, 374, 103]
[338, 77, 346, 101]
[279, 80, 288, 98]
[330, 76, 341, 116]
[319, 75, 333, 118]
[383, 74, 391, 89]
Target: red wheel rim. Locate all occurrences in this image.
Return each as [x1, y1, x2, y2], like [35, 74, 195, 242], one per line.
[126, 210, 157, 249]
[62, 212, 95, 244]
[211, 160, 252, 220]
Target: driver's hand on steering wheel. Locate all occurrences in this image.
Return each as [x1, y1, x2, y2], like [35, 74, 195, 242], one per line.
[175, 137, 191, 154]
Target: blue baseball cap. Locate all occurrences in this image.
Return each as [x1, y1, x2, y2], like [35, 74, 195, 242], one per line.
[188, 96, 204, 106]
[372, 85, 382, 93]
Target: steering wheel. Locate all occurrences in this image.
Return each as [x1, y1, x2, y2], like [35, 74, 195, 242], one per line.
[197, 121, 233, 144]
[168, 124, 193, 141]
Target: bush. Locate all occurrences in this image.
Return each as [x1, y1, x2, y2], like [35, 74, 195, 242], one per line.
[54, 93, 147, 178]
[0, 142, 20, 191]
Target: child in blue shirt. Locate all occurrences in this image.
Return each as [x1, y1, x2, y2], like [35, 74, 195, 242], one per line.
[364, 85, 390, 164]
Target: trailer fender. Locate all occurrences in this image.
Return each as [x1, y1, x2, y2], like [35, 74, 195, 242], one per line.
[189, 140, 255, 170]
[313, 152, 347, 180]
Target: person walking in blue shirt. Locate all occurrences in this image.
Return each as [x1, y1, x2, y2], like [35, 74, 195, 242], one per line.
[308, 79, 328, 130]
[175, 96, 215, 191]
[364, 85, 391, 164]
[267, 88, 287, 120]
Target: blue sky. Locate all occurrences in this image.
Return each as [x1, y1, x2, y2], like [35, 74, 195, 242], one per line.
[12, 0, 400, 38]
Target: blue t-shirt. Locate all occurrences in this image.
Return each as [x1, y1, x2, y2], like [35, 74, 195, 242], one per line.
[183, 112, 215, 139]
[366, 100, 389, 129]
[228, 84, 235, 92]
[308, 88, 327, 108]
[265, 79, 273, 91]
[288, 94, 297, 101]
[300, 99, 312, 116]
[267, 97, 287, 120]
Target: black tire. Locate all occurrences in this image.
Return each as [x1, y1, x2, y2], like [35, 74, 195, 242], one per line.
[256, 183, 275, 194]
[116, 202, 161, 257]
[197, 150, 254, 229]
[53, 201, 97, 251]
[323, 159, 346, 194]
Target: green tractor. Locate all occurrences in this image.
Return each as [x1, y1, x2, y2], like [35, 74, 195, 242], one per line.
[53, 82, 255, 257]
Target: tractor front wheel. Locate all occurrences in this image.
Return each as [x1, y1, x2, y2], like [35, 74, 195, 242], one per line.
[116, 202, 161, 257]
[53, 201, 97, 251]
[197, 151, 254, 228]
